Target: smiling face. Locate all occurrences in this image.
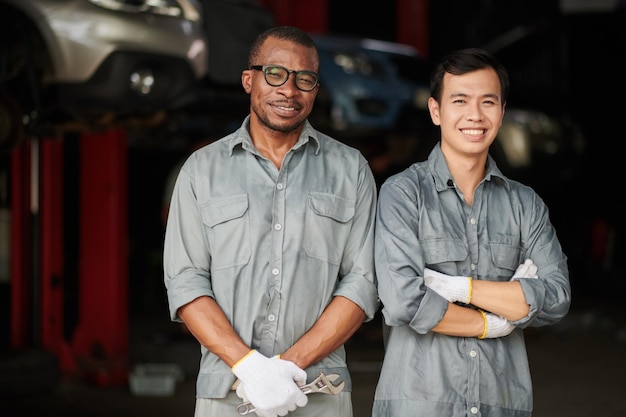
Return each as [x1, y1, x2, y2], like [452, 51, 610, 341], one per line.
[242, 36, 319, 135]
[428, 67, 505, 159]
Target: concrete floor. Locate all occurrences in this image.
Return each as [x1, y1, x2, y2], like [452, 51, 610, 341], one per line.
[2, 298, 625, 417]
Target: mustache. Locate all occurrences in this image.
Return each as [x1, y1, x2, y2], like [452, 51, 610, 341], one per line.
[271, 100, 302, 110]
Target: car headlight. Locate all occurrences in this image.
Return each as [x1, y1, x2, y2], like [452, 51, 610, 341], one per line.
[497, 122, 532, 168]
[504, 109, 562, 153]
[413, 86, 430, 110]
[332, 51, 384, 77]
[498, 108, 575, 168]
[88, 0, 202, 22]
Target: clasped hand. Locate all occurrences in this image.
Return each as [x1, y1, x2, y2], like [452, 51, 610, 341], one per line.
[232, 350, 308, 417]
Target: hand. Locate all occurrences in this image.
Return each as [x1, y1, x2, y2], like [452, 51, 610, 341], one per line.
[424, 268, 472, 304]
[232, 350, 308, 417]
[510, 259, 538, 281]
[480, 311, 516, 338]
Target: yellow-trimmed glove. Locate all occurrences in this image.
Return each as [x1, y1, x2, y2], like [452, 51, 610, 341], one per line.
[424, 268, 473, 304]
[510, 259, 538, 281]
[478, 310, 516, 339]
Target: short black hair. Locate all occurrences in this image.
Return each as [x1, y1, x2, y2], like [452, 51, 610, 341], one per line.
[248, 26, 319, 69]
[430, 48, 509, 105]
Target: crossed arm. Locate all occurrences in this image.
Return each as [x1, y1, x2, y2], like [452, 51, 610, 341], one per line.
[427, 260, 536, 338]
[431, 280, 528, 337]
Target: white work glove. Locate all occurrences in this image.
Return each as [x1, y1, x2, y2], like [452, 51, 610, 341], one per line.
[424, 268, 473, 304]
[232, 350, 308, 417]
[510, 259, 538, 281]
[479, 311, 516, 339]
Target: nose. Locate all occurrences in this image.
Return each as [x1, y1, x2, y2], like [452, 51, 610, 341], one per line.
[276, 72, 299, 95]
[466, 102, 483, 121]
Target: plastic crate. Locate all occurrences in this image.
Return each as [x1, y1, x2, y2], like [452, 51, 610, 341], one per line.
[129, 363, 184, 397]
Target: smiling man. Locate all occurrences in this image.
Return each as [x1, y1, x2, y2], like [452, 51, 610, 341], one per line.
[372, 48, 571, 417]
[163, 26, 379, 417]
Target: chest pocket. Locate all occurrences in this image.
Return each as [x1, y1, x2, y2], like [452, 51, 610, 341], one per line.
[489, 243, 522, 275]
[304, 192, 355, 265]
[201, 194, 251, 270]
[420, 238, 468, 270]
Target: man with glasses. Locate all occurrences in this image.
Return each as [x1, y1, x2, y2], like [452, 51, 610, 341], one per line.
[163, 26, 378, 417]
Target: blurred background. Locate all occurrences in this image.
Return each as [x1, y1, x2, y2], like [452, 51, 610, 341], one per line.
[0, 0, 625, 416]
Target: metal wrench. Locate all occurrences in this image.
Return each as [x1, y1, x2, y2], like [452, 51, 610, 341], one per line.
[236, 372, 345, 415]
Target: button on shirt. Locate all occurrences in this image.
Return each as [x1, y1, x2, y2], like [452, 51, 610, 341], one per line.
[164, 116, 379, 398]
[373, 143, 571, 417]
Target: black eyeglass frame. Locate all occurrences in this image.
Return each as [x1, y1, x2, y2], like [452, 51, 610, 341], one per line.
[249, 65, 319, 92]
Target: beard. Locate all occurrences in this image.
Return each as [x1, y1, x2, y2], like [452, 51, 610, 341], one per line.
[251, 100, 307, 134]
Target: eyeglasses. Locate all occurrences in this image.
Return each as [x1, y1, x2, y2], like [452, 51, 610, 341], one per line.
[250, 65, 319, 92]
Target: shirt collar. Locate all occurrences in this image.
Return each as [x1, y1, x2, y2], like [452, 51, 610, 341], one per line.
[226, 116, 321, 156]
[428, 142, 510, 191]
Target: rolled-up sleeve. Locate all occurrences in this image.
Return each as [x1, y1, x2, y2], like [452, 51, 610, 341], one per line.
[163, 159, 213, 321]
[512, 192, 571, 328]
[333, 156, 379, 320]
[375, 175, 448, 333]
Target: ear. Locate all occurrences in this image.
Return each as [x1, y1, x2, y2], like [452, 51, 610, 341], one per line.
[498, 102, 506, 128]
[427, 97, 441, 126]
[242, 70, 252, 94]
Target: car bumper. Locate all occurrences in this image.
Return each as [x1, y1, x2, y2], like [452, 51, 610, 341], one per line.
[49, 50, 202, 115]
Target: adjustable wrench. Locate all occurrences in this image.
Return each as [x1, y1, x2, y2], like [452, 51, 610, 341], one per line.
[236, 372, 345, 415]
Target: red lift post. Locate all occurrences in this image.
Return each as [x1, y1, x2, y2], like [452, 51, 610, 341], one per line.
[39, 135, 73, 370]
[10, 129, 129, 385]
[70, 129, 129, 385]
[9, 139, 33, 349]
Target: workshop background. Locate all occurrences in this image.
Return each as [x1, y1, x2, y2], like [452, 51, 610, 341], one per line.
[1, 0, 625, 416]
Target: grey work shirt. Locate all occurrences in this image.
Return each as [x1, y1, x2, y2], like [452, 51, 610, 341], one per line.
[163, 116, 379, 399]
[373, 143, 571, 417]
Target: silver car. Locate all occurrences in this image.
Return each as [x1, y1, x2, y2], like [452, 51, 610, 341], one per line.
[0, 0, 208, 150]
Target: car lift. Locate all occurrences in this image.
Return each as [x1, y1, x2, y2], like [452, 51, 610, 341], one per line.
[10, 129, 129, 386]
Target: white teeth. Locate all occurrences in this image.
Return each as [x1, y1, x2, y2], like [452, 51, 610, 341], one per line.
[462, 129, 484, 135]
[278, 106, 295, 111]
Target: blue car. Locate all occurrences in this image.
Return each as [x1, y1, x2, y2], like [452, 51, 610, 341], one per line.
[309, 34, 433, 137]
